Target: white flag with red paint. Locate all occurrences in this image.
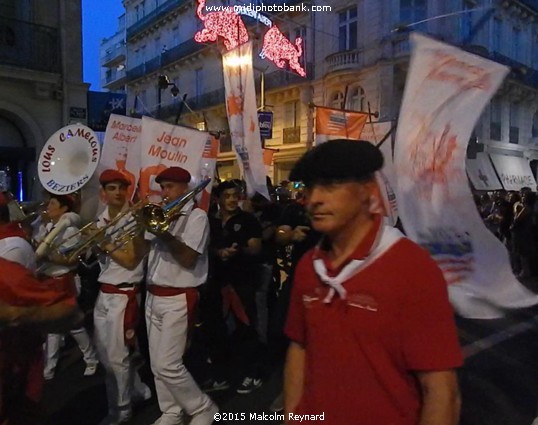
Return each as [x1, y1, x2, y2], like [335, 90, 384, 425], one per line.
[394, 34, 537, 319]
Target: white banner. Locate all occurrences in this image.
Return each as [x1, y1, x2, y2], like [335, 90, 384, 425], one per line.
[466, 152, 502, 191]
[394, 33, 537, 319]
[361, 122, 398, 225]
[222, 41, 269, 199]
[101, 114, 142, 201]
[198, 137, 219, 212]
[139, 116, 208, 201]
[489, 154, 536, 191]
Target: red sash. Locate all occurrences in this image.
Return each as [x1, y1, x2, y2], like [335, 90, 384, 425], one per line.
[221, 285, 250, 326]
[147, 285, 199, 334]
[100, 283, 140, 350]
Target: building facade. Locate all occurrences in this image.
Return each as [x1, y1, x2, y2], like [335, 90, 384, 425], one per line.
[0, 0, 88, 199]
[101, 13, 127, 93]
[109, 0, 538, 184]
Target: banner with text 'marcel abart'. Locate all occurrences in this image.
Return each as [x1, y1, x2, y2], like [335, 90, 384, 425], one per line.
[394, 33, 538, 319]
[102, 114, 142, 201]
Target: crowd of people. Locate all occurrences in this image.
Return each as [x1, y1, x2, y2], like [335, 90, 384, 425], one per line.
[0, 163, 322, 425]
[475, 188, 538, 279]
[0, 140, 466, 425]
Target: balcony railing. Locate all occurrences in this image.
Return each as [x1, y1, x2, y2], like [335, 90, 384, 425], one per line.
[125, 56, 162, 82]
[102, 68, 127, 87]
[161, 39, 204, 66]
[127, 0, 187, 41]
[188, 88, 226, 110]
[0, 16, 60, 73]
[259, 62, 313, 90]
[155, 87, 226, 120]
[102, 43, 126, 67]
[325, 49, 362, 72]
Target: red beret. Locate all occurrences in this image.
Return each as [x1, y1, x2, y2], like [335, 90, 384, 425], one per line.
[99, 169, 131, 186]
[155, 167, 191, 184]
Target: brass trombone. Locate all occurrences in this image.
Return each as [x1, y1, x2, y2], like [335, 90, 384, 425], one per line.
[58, 178, 211, 266]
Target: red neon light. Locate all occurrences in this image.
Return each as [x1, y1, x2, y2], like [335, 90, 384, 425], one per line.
[194, 0, 249, 51]
[259, 25, 306, 77]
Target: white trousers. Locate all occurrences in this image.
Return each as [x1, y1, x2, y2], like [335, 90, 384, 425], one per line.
[145, 292, 212, 421]
[44, 327, 98, 376]
[94, 290, 146, 411]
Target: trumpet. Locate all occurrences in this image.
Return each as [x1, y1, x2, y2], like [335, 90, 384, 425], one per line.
[59, 178, 211, 266]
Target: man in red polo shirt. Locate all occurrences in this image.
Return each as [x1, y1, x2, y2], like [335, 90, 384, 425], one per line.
[284, 140, 463, 425]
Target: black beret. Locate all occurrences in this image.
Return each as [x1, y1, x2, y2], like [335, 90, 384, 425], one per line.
[214, 180, 240, 198]
[290, 139, 384, 186]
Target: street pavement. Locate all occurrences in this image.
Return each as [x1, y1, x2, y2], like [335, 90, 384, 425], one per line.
[40, 279, 538, 425]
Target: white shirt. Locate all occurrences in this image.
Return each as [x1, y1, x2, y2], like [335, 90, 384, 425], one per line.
[146, 201, 209, 288]
[97, 204, 145, 285]
[0, 236, 36, 271]
[34, 217, 81, 277]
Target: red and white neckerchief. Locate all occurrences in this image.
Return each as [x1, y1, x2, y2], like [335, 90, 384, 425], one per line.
[313, 224, 404, 303]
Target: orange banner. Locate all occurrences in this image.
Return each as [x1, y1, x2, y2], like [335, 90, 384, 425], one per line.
[315, 106, 368, 144]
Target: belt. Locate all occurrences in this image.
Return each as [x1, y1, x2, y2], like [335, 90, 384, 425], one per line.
[99, 282, 138, 289]
[148, 285, 197, 297]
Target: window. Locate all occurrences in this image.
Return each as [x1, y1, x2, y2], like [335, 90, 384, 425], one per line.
[171, 26, 179, 47]
[195, 68, 203, 98]
[295, 27, 307, 67]
[492, 18, 502, 53]
[461, 1, 474, 43]
[349, 86, 365, 111]
[140, 45, 146, 64]
[284, 101, 299, 128]
[338, 7, 357, 52]
[513, 27, 521, 61]
[400, 0, 427, 29]
[490, 99, 501, 141]
[330, 91, 345, 109]
[0, 0, 15, 18]
[509, 103, 519, 144]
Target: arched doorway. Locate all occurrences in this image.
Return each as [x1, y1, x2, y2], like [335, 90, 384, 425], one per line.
[0, 116, 35, 200]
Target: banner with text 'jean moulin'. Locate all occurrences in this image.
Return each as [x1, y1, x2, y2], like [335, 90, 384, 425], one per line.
[394, 33, 538, 319]
[139, 116, 208, 202]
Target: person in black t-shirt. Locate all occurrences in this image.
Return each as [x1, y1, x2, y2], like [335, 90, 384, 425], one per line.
[204, 181, 266, 394]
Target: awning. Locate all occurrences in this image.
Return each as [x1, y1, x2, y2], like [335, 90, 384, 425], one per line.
[489, 153, 537, 191]
[466, 152, 502, 191]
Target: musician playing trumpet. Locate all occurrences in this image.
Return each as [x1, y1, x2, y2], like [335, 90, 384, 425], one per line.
[33, 194, 99, 381]
[93, 169, 150, 425]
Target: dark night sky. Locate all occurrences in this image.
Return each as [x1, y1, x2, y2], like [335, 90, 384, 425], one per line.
[82, 0, 125, 91]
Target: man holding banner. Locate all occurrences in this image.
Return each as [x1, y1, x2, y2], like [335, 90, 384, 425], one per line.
[284, 140, 462, 425]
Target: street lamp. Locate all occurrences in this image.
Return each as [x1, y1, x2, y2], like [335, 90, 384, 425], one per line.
[157, 74, 180, 119]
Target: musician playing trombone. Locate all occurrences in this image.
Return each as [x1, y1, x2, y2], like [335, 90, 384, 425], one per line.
[33, 193, 99, 381]
[144, 166, 218, 425]
[93, 169, 151, 425]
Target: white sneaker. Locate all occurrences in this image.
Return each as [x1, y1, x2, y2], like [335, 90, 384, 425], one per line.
[83, 361, 99, 376]
[132, 384, 152, 403]
[190, 403, 218, 425]
[236, 376, 262, 394]
[151, 414, 184, 425]
[44, 369, 55, 380]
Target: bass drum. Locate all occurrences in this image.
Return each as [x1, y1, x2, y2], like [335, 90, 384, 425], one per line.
[37, 124, 101, 196]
